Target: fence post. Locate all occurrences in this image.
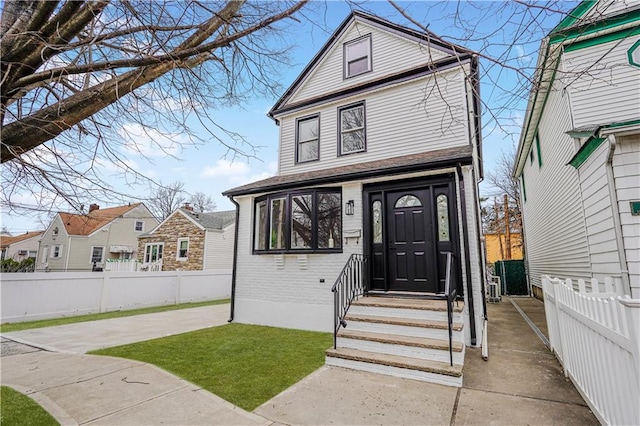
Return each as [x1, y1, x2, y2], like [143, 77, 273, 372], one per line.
[99, 271, 110, 313]
[618, 298, 640, 425]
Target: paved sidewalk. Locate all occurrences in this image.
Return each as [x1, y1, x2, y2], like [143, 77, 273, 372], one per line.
[1, 298, 598, 425]
[2, 304, 230, 353]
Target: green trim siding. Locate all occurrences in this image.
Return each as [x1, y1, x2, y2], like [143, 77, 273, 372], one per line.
[536, 134, 542, 168]
[568, 137, 606, 168]
[550, 8, 640, 44]
[552, 1, 596, 33]
[565, 26, 640, 53]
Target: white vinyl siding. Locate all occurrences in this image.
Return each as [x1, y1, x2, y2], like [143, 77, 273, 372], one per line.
[577, 140, 620, 281]
[203, 226, 235, 269]
[288, 21, 450, 105]
[278, 68, 468, 175]
[562, 36, 640, 128]
[613, 134, 640, 297]
[521, 81, 592, 289]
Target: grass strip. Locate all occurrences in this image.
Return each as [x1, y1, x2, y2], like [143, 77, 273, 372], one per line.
[0, 386, 59, 426]
[90, 323, 332, 411]
[1, 299, 229, 333]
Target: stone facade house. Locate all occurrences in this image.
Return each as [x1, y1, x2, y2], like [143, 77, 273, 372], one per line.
[137, 206, 235, 271]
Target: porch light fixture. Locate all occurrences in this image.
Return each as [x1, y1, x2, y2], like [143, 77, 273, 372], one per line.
[345, 200, 355, 216]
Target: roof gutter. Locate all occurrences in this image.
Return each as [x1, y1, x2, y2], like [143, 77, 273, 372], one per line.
[227, 196, 240, 323]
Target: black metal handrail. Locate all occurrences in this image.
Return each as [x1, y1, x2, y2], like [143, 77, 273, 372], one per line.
[443, 251, 458, 366]
[331, 253, 367, 349]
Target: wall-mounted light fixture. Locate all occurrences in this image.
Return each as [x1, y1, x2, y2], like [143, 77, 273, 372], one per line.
[345, 200, 355, 216]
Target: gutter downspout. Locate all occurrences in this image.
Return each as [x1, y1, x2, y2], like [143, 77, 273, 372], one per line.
[457, 163, 477, 346]
[227, 196, 240, 322]
[605, 136, 632, 296]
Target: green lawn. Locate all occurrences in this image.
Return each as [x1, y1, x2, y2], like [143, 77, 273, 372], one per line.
[90, 323, 332, 411]
[0, 299, 229, 333]
[0, 386, 59, 426]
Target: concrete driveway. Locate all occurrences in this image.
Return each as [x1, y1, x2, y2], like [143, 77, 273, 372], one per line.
[2, 304, 230, 353]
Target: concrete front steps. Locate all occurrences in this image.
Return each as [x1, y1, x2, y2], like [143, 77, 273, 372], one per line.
[326, 296, 465, 387]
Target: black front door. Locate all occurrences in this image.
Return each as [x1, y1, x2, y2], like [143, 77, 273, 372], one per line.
[386, 189, 436, 292]
[366, 178, 459, 295]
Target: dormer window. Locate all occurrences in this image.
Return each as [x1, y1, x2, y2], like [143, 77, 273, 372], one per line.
[344, 34, 372, 78]
[296, 115, 319, 163]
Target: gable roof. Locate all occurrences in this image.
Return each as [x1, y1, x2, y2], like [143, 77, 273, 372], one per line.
[0, 231, 44, 248]
[58, 204, 142, 236]
[514, 1, 640, 177]
[268, 10, 475, 119]
[224, 146, 473, 197]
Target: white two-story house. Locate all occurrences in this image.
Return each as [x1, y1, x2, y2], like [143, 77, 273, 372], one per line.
[514, 1, 640, 299]
[224, 11, 485, 386]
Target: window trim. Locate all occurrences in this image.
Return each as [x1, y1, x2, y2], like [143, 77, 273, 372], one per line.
[253, 188, 343, 254]
[90, 246, 105, 264]
[176, 238, 189, 261]
[343, 34, 372, 79]
[52, 244, 63, 258]
[338, 101, 367, 156]
[134, 220, 145, 232]
[144, 242, 164, 263]
[295, 114, 320, 164]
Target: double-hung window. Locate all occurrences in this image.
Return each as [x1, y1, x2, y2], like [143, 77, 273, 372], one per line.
[91, 246, 104, 264]
[296, 115, 319, 163]
[177, 238, 189, 261]
[344, 35, 371, 78]
[134, 221, 144, 232]
[254, 189, 342, 253]
[52, 244, 62, 258]
[339, 102, 366, 155]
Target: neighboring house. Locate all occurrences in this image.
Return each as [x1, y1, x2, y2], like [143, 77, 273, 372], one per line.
[38, 203, 158, 271]
[223, 11, 485, 385]
[0, 231, 43, 261]
[484, 232, 523, 265]
[137, 205, 235, 271]
[514, 1, 640, 298]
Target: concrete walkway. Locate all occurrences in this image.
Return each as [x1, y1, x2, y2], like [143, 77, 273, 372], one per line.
[1, 299, 598, 425]
[254, 297, 597, 425]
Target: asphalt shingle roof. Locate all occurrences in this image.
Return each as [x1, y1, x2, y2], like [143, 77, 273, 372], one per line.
[180, 209, 235, 230]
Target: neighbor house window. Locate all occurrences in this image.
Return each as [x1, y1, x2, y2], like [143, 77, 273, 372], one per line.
[91, 246, 104, 264]
[296, 115, 319, 163]
[41, 246, 49, 263]
[177, 238, 189, 260]
[344, 34, 372, 78]
[144, 243, 164, 263]
[254, 188, 342, 253]
[339, 102, 366, 155]
[134, 221, 144, 232]
[52, 244, 63, 258]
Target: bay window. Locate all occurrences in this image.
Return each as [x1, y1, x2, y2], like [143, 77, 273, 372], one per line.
[254, 189, 342, 253]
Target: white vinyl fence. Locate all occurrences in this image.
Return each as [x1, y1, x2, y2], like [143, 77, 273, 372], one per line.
[1, 269, 232, 324]
[542, 275, 640, 426]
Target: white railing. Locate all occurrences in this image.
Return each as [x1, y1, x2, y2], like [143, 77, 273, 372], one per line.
[1, 269, 232, 324]
[543, 275, 640, 426]
[105, 259, 140, 272]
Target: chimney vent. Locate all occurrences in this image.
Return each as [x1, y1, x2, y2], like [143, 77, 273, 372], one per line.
[183, 203, 194, 211]
[89, 204, 100, 213]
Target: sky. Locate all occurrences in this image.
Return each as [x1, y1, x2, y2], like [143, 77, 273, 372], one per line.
[0, 1, 580, 234]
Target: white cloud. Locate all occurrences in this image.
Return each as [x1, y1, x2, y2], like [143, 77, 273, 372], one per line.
[200, 160, 277, 185]
[120, 123, 185, 157]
